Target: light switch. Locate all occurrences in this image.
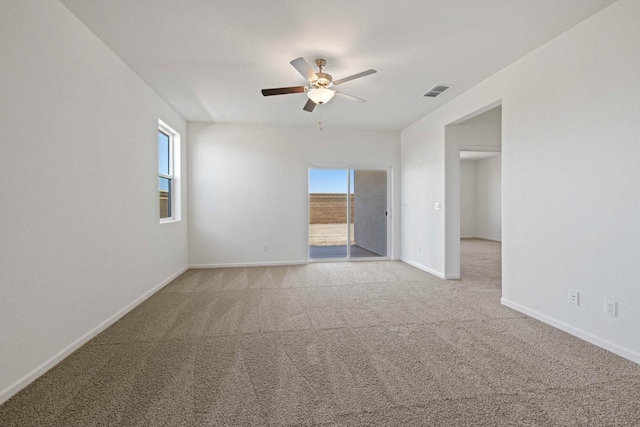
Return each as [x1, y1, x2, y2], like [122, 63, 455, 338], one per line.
[435, 202, 441, 210]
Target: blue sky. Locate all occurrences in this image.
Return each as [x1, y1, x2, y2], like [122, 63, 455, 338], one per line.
[159, 132, 170, 191]
[309, 169, 354, 193]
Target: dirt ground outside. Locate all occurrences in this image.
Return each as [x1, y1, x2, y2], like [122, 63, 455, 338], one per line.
[309, 223, 355, 246]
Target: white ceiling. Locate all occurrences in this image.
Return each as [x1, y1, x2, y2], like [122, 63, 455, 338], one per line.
[60, 0, 615, 131]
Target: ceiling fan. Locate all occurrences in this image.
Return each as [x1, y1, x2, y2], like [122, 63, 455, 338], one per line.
[261, 57, 377, 112]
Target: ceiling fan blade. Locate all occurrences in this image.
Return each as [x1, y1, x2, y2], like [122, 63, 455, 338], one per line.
[335, 91, 367, 103]
[290, 57, 318, 81]
[261, 86, 306, 96]
[333, 69, 377, 85]
[303, 98, 316, 112]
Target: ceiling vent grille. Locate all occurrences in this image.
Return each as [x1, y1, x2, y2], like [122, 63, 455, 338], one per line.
[422, 84, 451, 98]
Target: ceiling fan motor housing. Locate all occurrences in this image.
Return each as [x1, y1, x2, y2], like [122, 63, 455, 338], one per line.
[314, 72, 333, 88]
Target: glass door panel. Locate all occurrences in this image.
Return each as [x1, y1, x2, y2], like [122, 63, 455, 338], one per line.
[309, 169, 348, 260]
[351, 169, 387, 258]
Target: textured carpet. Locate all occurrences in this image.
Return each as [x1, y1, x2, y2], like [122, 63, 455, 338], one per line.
[1, 239, 639, 426]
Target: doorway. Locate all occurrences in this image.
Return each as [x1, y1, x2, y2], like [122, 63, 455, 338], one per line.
[308, 168, 388, 261]
[443, 102, 502, 279]
[459, 150, 502, 282]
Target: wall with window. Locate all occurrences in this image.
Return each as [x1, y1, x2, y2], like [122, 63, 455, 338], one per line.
[187, 123, 400, 266]
[0, 1, 188, 403]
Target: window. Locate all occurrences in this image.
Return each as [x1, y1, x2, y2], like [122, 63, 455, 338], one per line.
[158, 120, 180, 222]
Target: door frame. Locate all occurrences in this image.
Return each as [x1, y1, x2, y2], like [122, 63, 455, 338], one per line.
[307, 165, 392, 262]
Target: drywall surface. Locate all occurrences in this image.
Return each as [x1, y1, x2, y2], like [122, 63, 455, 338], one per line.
[0, 2, 188, 402]
[188, 124, 400, 266]
[460, 156, 502, 241]
[400, 117, 446, 276]
[460, 160, 477, 238]
[475, 155, 502, 241]
[354, 170, 387, 256]
[403, 105, 501, 278]
[401, 0, 640, 361]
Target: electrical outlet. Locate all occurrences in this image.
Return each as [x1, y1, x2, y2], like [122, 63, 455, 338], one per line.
[165, 257, 169, 265]
[417, 246, 421, 254]
[569, 290, 579, 305]
[263, 245, 268, 252]
[605, 300, 617, 316]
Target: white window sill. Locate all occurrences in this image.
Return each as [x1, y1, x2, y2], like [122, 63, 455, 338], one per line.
[160, 218, 181, 224]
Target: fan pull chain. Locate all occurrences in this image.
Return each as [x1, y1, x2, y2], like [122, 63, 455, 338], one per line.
[319, 107, 323, 131]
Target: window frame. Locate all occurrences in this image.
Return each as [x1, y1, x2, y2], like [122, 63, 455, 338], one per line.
[158, 120, 180, 223]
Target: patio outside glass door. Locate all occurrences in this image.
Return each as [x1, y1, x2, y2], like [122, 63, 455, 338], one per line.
[309, 168, 387, 261]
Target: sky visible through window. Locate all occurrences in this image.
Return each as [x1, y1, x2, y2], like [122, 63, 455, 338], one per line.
[159, 131, 170, 191]
[309, 169, 354, 194]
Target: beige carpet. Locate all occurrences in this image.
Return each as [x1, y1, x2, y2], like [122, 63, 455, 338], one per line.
[1, 239, 639, 426]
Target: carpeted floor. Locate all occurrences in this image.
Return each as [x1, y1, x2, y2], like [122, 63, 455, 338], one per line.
[1, 239, 639, 426]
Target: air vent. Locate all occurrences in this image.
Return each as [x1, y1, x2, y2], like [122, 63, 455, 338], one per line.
[422, 84, 451, 98]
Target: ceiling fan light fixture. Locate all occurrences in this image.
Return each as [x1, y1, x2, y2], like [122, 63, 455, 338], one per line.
[307, 88, 335, 105]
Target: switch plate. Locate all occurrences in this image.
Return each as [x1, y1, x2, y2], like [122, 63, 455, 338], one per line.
[263, 245, 268, 252]
[605, 300, 617, 316]
[417, 246, 421, 254]
[435, 202, 441, 210]
[569, 290, 579, 305]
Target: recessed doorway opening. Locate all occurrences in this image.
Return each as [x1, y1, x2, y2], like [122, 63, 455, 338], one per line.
[308, 167, 389, 261]
[459, 150, 502, 282]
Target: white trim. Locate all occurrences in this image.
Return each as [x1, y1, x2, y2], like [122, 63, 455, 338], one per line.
[189, 260, 309, 269]
[0, 265, 189, 406]
[458, 145, 502, 153]
[307, 165, 393, 262]
[158, 119, 181, 222]
[400, 257, 447, 279]
[310, 257, 391, 263]
[501, 298, 640, 365]
[159, 218, 181, 225]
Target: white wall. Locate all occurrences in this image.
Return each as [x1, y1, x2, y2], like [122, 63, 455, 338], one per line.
[402, 105, 501, 278]
[460, 155, 502, 241]
[475, 155, 502, 241]
[188, 123, 400, 266]
[460, 160, 477, 238]
[0, 1, 188, 403]
[401, 0, 640, 362]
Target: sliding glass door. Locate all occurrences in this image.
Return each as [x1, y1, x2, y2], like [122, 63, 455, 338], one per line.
[309, 167, 388, 261]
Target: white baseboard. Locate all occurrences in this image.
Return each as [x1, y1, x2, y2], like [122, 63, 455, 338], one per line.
[476, 235, 501, 242]
[0, 265, 189, 406]
[400, 257, 447, 279]
[501, 298, 640, 365]
[189, 260, 309, 268]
